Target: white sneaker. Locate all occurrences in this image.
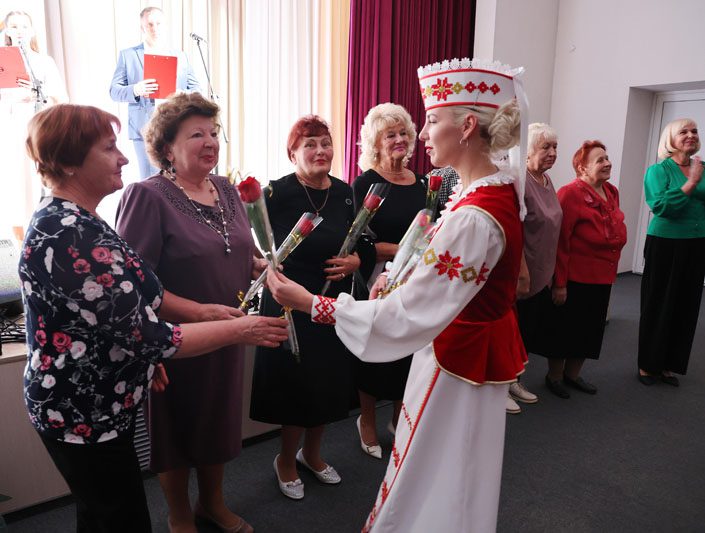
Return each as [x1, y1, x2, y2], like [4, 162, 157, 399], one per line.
[506, 395, 521, 414]
[509, 382, 538, 404]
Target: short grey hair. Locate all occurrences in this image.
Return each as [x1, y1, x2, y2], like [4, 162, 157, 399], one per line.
[358, 103, 417, 171]
[527, 123, 557, 155]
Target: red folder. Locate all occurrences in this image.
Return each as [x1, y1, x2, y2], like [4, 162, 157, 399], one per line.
[0, 46, 29, 89]
[143, 54, 177, 99]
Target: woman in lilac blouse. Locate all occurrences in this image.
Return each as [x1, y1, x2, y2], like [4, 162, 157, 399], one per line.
[20, 104, 287, 532]
[510, 123, 562, 412]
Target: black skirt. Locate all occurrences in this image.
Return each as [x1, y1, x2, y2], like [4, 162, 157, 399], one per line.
[516, 285, 554, 355]
[534, 281, 612, 360]
[638, 235, 705, 375]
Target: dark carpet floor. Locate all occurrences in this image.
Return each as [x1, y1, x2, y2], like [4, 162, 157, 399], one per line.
[5, 274, 705, 532]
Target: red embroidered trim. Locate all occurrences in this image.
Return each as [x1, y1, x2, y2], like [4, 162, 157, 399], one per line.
[476, 262, 490, 285]
[434, 250, 463, 280]
[312, 295, 336, 325]
[401, 403, 413, 430]
[363, 367, 442, 531]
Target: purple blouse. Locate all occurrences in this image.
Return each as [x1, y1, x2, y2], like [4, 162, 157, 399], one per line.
[523, 171, 563, 297]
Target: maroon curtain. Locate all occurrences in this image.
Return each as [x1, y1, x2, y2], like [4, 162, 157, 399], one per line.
[344, 0, 475, 183]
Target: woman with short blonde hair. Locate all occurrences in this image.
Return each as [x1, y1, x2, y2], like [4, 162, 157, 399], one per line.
[638, 118, 705, 386]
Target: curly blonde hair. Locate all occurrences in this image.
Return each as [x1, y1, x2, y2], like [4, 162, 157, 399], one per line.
[449, 100, 521, 154]
[358, 103, 417, 171]
[143, 92, 220, 170]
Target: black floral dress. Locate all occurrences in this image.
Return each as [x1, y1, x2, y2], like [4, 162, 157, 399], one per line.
[20, 197, 181, 444]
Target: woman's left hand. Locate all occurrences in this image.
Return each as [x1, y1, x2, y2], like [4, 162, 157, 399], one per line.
[251, 256, 269, 279]
[266, 267, 314, 313]
[150, 363, 169, 392]
[323, 252, 361, 281]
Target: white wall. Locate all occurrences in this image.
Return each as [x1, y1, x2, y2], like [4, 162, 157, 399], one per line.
[477, 0, 705, 272]
[474, 0, 559, 125]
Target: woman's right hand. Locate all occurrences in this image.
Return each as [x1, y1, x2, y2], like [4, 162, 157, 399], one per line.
[688, 156, 703, 185]
[552, 286, 567, 305]
[233, 315, 289, 347]
[369, 273, 388, 299]
[198, 304, 244, 321]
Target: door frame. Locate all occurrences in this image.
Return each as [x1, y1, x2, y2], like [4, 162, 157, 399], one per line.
[632, 89, 705, 273]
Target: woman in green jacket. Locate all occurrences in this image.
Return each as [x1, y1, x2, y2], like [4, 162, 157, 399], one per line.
[638, 118, 705, 386]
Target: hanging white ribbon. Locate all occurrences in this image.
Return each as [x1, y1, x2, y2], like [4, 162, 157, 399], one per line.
[511, 67, 529, 221]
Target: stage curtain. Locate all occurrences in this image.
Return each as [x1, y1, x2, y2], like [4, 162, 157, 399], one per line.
[344, 0, 475, 182]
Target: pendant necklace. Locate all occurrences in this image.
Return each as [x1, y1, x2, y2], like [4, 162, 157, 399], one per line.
[297, 175, 330, 215]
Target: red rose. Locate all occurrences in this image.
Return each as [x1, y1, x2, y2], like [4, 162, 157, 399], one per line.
[131, 328, 143, 342]
[123, 393, 134, 408]
[52, 331, 73, 352]
[136, 269, 145, 282]
[125, 255, 140, 269]
[49, 417, 64, 429]
[38, 316, 45, 328]
[67, 245, 80, 258]
[237, 176, 262, 203]
[40, 355, 53, 371]
[35, 330, 47, 346]
[172, 326, 183, 347]
[73, 424, 92, 437]
[429, 173, 443, 191]
[96, 273, 115, 287]
[297, 218, 315, 237]
[91, 247, 113, 264]
[363, 194, 383, 211]
[73, 258, 91, 274]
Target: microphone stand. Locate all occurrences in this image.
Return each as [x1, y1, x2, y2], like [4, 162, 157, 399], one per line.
[18, 42, 47, 113]
[192, 35, 228, 176]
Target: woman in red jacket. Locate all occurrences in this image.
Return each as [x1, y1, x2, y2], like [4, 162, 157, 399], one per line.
[543, 140, 627, 398]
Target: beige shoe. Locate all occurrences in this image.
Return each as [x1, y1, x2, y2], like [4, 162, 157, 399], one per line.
[273, 455, 304, 500]
[509, 382, 538, 403]
[296, 449, 341, 484]
[506, 395, 521, 414]
[356, 416, 382, 459]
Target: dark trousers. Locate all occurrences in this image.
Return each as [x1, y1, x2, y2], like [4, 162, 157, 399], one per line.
[638, 235, 705, 375]
[40, 427, 151, 533]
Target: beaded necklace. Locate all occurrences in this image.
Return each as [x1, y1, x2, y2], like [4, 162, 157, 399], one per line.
[166, 170, 232, 254]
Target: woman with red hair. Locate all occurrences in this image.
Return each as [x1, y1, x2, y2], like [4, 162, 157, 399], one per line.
[542, 140, 627, 398]
[250, 115, 362, 500]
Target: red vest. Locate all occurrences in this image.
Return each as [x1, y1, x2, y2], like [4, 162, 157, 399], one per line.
[433, 183, 528, 384]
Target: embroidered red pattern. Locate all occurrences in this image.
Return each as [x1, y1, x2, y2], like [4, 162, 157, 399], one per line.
[434, 250, 463, 280]
[475, 262, 490, 285]
[431, 77, 453, 101]
[392, 445, 400, 468]
[465, 81, 477, 93]
[478, 81, 489, 93]
[401, 402, 413, 430]
[490, 83, 501, 95]
[312, 296, 336, 324]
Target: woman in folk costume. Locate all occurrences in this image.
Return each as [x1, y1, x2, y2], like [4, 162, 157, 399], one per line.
[267, 58, 529, 532]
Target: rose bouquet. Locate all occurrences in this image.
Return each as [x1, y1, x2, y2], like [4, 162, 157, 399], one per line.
[378, 208, 436, 298]
[426, 172, 443, 217]
[320, 182, 391, 296]
[239, 212, 323, 310]
[237, 176, 301, 360]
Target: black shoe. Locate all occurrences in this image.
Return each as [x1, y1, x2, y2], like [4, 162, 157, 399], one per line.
[638, 374, 658, 386]
[563, 374, 597, 394]
[661, 374, 680, 387]
[545, 376, 570, 399]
